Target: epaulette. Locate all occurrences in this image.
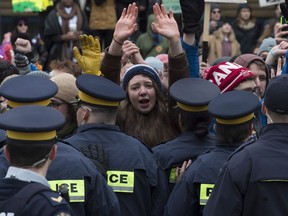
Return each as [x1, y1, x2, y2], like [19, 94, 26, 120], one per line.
[42, 191, 68, 206]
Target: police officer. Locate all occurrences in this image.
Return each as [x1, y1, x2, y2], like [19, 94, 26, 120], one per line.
[0, 105, 73, 215]
[165, 90, 259, 215]
[204, 75, 288, 215]
[0, 75, 120, 215]
[153, 78, 220, 193]
[64, 74, 169, 216]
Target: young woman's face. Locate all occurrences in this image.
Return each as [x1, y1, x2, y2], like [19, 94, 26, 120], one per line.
[17, 22, 28, 33]
[127, 74, 157, 114]
[240, 8, 251, 21]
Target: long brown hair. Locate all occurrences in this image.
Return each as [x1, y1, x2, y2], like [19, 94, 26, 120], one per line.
[116, 81, 178, 148]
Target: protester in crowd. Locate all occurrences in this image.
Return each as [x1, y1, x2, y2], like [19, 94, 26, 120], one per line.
[209, 3, 223, 35]
[204, 75, 288, 216]
[231, 3, 263, 54]
[208, 21, 241, 65]
[50, 73, 79, 139]
[0, 105, 75, 215]
[153, 78, 220, 194]
[166, 91, 259, 216]
[44, 0, 88, 66]
[257, 37, 276, 60]
[74, 3, 189, 147]
[10, 17, 48, 70]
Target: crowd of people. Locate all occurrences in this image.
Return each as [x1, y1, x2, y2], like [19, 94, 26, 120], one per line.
[0, 0, 288, 215]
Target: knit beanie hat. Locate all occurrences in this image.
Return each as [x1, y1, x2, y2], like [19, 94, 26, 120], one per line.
[13, 53, 30, 75]
[234, 53, 270, 81]
[145, 57, 164, 73]
[122, 64, 162, 91]
[203, 62, 254, 93]
[50, 73, 79, 103]
[27, 70, 51, 79]
[211, 3, 221, 12]
[257, 37, 276, 56]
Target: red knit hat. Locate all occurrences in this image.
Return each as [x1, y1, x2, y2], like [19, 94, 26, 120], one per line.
[203, 62, 254, 93]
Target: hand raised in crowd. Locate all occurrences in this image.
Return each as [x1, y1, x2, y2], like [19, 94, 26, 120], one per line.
[73, 34, 102, 76]
[265, 41, 288, 65]
[274, 23, 288, 44]
[113, 3, 138, 45]
[151, 4, 180, 41]
[122, 40, 145, 66]
[15, 38, 32, 53]
[175, 159, 192, 182]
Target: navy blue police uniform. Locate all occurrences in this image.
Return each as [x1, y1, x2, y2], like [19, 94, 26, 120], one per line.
[0, 105, 73, 215]
[0, 76, 121, 216]
[64, 74, 169, 216]
[204, 75, 288, 216]
[165, 90, 260, 216]
[153, 78, 220, 193]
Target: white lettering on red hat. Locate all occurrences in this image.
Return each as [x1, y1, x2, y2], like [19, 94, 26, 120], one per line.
[211, 62, 243, 86]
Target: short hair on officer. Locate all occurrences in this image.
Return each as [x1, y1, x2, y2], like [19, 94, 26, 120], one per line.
[263, 74, 288, 123]
[208, 91, 259, 144]
[0, 105, 65, 167]
[170, 78, 220, 137]
[0, 76, 58, 108]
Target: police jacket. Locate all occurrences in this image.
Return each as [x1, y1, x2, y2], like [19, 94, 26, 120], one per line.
[0, 142, 120, 216]
[204, 124, 288, 216]
[153, 131, 215, 193]
[165, 142, 240, 216]
[0, 172, 73, 216]
[64, 123, 169, 216]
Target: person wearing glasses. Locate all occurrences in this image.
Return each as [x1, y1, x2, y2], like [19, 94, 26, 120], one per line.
[209, 3, 223, 35]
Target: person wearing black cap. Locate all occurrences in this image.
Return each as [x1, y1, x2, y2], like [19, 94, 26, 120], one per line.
[0, 105, 74, 215]
[64, 74, 169, 216]
[203, 75, 288, 216]
[153, 78, 220, 194]
[0, 76, 121, 215]
[165, 90, 258, 216]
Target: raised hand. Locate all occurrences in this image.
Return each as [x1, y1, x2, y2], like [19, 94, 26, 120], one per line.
[73, 34, 102, 76]
[151, 3, 180, 41]
[113, 3, 138, 44]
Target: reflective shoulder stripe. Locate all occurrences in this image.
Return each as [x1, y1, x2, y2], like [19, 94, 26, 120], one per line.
[107, 171, 134, 193]
[199, 184, 214, 205]
[261, 179, 288, 182]
[169, 168, 176, 183]
[48, 180, 85, 202]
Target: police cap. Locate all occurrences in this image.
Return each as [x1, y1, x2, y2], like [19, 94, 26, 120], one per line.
[76, 74, 126, 108]
[170, 78, 221, 112]
[264, 74, 288, 114]
[208, 91, 259, 125]
[0, 105, 65, 143]
[0, 76, 58, 108]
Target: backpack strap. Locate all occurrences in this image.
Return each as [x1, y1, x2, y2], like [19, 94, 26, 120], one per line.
[0, 182, 51, 214]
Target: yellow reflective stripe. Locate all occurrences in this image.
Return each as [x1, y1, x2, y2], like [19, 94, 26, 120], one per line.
[200, 184, 214, 205]
[169, 168, 176, 183]
[261, 179, 288, 182]
[48, 180, 85, 202]
[107, 171, 134, 193]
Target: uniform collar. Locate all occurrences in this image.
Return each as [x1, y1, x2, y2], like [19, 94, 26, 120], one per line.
[5, 166, 49, 187]
[77, 123, 120, 133]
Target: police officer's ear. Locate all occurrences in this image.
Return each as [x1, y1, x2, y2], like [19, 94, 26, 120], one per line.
[3, 145, 10, 162]
[261, 103, 268, 116]
[49, 145, 58, 161]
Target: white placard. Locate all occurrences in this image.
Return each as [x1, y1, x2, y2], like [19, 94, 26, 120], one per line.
[259, 0, 284, 7]
[205, 0, 246, 3]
